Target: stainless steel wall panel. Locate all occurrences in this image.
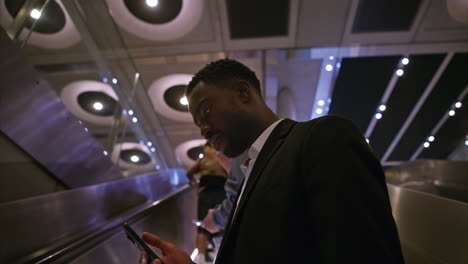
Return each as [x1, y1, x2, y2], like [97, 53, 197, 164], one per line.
[0, 168, 189, 263]
[0, 27, 122, 188]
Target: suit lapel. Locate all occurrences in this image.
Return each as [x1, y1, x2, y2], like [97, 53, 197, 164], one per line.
[215, 119, 296, 263]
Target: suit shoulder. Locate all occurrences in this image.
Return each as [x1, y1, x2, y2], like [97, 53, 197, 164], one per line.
[296, 115, 358, 131]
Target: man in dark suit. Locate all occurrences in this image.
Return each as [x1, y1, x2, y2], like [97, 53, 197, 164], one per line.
[141, 59, 404, 264]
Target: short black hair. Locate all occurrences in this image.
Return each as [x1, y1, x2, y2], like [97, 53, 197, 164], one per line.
[185, 58, 261, 97]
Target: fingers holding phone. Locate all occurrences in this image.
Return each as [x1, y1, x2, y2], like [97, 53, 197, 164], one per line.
[141, 233, 194, 264]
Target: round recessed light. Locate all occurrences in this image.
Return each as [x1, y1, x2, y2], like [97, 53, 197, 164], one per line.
[30, 9, 41, 19]
[428, 136, 435, 142]
[325, 64, 333, 72]
[151, 147, 156, 152]
[147, 141, 153, 147]
[329, 56, 334, 60]
[423, 142, 430, 148]
[93, 102, 104, 111]
[448, 110, 455, 116]
[199, 153, 204, 159]
[455, 102, 462, 108]
[401, 58, 409, 65]
[375, 113, 382, 120]
[146, 0, 159, 7]
[112, 78, 118, 84]
[128, 109, 134, 115]
[132, 117, 138, 123]
[366, 138, 370, 144]
[379, 104, 386, 112]
[180, 96, 188, 106]
[103, 151, 108, 156]
[130, 155, 140, 163]
[318, 100, 325, 106]
[396, 69, 404, 76]
[316, 108, 323, 114]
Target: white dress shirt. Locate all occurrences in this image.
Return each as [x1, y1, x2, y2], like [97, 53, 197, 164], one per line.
[234, 119, 284, 216]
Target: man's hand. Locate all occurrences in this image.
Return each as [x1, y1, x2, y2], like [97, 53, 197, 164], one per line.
[201, 209, 223, 233]
[141, 232, 194, 264]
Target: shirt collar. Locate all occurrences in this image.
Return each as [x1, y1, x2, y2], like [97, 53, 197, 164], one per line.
[247, 119, 284, 162]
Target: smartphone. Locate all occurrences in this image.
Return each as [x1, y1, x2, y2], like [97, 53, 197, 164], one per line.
[122, 222, 162, 263]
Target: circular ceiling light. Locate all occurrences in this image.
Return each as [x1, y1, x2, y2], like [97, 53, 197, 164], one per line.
[375, 113, 383, 119]
[325, 64, 333, 71]
[396, 69, 404, 76]
[145, 0, 159, 8]
[149, 74, 193, 122]
[106, 0, 204, 41]
[125, 0, 180, 24]
[77, 91, 118, 116]
[111, 142, 156, 171]
[401, 58, 409, 65]
[379, 104, 386, 112]
[175, 139, 206, 168]
[455, 102, 462, 108]
[0, 0, 80, 49]
[93, 101, 104, 111]
[428, 136, 435, 142]
[317, 100, 325, 106]
[62, 80, 121, 125]
[423, 142, 430, 148]
[449, 110, 455, 116]
[315, 108, 323, 114]
[163, 85, 189, 112]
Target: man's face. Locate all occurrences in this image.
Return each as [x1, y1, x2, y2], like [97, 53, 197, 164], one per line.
[188, 81, 251, 158]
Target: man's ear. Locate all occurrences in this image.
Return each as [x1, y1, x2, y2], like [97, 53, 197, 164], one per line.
[234, 80, 252, 103]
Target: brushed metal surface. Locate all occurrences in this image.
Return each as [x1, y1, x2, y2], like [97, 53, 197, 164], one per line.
[0, 168, 189, 263]
[0, 27, 122, 188]
[386, 160, 468, 203]
[388, 184, 468, 264]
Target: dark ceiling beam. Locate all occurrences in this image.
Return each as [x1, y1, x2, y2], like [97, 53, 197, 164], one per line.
[410, 85, 468, 160]
[381, 52, 454, 162]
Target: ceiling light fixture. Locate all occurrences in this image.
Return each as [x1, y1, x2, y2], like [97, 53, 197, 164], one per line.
[147, 141, 153, 147]
[423, 142, 430, 148]
[316, 108, 323, 114]
[329, 56, 335, 60]
[103, 151, 108, 156]
[128, 109, 134, 115]
[112, 78, 118, 84]
[146, 0, 159, 7]
[465, 139, 468, 146]
[151, 147, 156, 152]
[448, 110, 455, 116]
[366, 138, 369, 144]
[396, 69, 404, 76]
[199, 153, 204, 159]
[30, 9, 41, 19]
[325, 64, 333, 72]
[130, 155, 140, 163]
[180, 96, 188, 106]
[93, 102, 104, 111]
[375, 113, 382, 120]
[318, 100, 325, 106]
[401, 58, 409, 65]
[132, 117, 138, 123]
[379, 105, 386, 112]
[455, 102, 462, 108]
[428, 136, 435, 142]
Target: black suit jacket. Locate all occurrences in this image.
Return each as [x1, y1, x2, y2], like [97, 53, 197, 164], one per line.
[215, 116, 404, 264]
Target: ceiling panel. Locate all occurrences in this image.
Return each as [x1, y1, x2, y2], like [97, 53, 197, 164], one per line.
[352, 0, 422, 33]
[329, 55, 400, 132]
[370, 54, 445, 158]
[227, 0, 289, 39]
[389, 52, 468, 160]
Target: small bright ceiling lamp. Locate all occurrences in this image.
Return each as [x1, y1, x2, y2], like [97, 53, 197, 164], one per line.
[423, 142, 430, 148]
[448, 110, 455, 116]
[318, 100, 325, 106]
[112, 78, 118, 84]
[325, 64, 333, 72]
[93, 102, 104, 111]
[130, 155, 140, 163]
[151, 147, 156, 152]
[146, 0, 159, 7]
[465, 139, 468, 146]
[455, 102, 462, 108]
[375, 113, 382, 120]
[128, 109, 134, 115]
[30, 9, 41, 19]
[428, 136, 435, 142]
[103, 151, 108, 156]
[329, 56, 335, 60]
[180, 96, 188, 106]
[401, 58, 409, 65]
[316, 108, 323, 114]
[396, 69, 404, 76]
[132, 117, 138, 123]
[379, 105, 386, 112]
[366, 138, 370, 144]
[147, 141, 153, 147]
[84, 127, 88, 132]
[199, 153, 204, 159]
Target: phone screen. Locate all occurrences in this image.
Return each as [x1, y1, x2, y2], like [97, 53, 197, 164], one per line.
[122, 222, 162, 263]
